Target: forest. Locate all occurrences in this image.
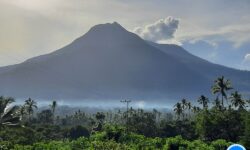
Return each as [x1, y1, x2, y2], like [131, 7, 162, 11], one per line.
[0, 76, 250, 150]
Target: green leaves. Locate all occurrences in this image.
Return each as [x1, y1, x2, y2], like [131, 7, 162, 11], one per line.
[198, 95, 209, 109]
[211, 76, 233, 107]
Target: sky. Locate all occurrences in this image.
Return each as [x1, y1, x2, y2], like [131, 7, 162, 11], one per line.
[0, 0, 249, 70]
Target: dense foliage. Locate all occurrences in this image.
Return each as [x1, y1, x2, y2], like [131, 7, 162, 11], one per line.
[0, 76, 250, 149]
[0, 132, 233, 150]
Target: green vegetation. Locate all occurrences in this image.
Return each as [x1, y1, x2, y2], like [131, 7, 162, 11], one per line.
[0, 76, 250, 149]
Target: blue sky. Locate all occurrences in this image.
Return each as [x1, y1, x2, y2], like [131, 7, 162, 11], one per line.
[0, 0, 249, 70]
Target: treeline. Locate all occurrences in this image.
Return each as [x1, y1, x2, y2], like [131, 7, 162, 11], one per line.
[0, 76, 250, 149]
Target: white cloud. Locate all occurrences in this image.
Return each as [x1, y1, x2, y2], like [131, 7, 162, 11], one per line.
[133, 17, 179, 42]
[175, 22, 250, 48]
[241, 53, 250, 70]
[133, 16, 250, 48]
[158, 38, 182, 46]
[244, 54, 250, 62]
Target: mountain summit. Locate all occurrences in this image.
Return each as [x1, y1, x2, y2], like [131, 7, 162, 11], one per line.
[0, 22, 249, 102]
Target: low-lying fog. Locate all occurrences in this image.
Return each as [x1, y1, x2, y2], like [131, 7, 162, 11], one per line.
[14, 99, 175, 116]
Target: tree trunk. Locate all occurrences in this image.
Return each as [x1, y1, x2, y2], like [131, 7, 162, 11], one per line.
[221, 95, 224, 107]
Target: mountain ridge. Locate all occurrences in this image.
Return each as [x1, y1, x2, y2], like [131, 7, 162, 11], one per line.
[0, 22, 249, 101]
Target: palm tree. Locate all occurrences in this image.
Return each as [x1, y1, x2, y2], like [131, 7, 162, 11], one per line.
[0, 96, 20, 128]
[181, 99, 188, 118]
[246, 99, 250, 108]
[211, 76, 233, 107]
[18, 105, 27, 121]
[157, 111, 162, 123]
[50, 101, 57, 113]
[174, 102, 183, 120]
[192, 106, 200, 114]
[229, 91, 246, 110]
[95, 112, 105, 124]
[186, 102, 192, 118]
[213, 96, 222, 110]
[50, 100, 57, 115]
[181, 99, 187, 110]
[49, 100, 57, 124]
[198, 95, 209, 109]
[153, 109, 158, 122]
[24, 98, 37, 122]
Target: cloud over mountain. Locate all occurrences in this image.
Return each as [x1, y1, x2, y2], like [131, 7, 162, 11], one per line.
[133, 17, 179, 42]
[241, 53, 250, 70]
[245, 53, 250, 62]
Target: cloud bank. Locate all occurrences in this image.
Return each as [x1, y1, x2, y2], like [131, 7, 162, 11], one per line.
[134, 17, 179, 42]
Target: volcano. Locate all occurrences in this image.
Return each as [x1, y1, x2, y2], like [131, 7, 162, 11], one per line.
[0, 22, 249, 102]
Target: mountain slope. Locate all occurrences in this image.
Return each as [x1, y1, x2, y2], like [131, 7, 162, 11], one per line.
[149, 42, 250, 93]
[0, 22, 249, 101]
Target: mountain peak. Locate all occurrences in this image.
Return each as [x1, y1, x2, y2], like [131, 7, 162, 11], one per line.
[88, 22, 126, 33]
[78, 22, 137, 43]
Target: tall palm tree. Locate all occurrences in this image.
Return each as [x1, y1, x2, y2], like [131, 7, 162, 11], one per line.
[198, 95, 209, 109]
[186, 102, 192, 118]
[24, 98, 37, 122]
[50, 100, 57, 115]
[0, 96, 20, 128]
[181, 99, 188, 118]
[181, 99, 187, 110]
[50, 100, 57, 124]
[229, 91, 246, 110]
[211, 76, 233, 107]
[174, 102, 183, 120]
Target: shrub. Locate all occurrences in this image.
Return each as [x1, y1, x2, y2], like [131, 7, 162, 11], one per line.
[69, 125, 90, 139]
[187, 140, 213, 150]
[90, 140, 128, 150]
[211, 139, 232, 150]
[71, 137, 90, 149]
[0, 141, 12, 150]
[164, 136, 188, 150]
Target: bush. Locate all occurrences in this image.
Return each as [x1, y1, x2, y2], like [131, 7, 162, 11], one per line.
[241, 112, 250, 149]
[211, 139, 232, 150]
[71, 137, 89, 149]
[90, 140, 129, 150]
[164, 136, 188, 150]
[68, 125, 90, 139]
[14, 141, 71, 150]
[0, 141, 12, 150]
[0, 127, 36, 145]
[187, 140, 213, 150]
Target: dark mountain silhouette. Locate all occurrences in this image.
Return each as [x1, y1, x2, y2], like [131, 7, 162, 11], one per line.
[0, 22, 249, 102]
